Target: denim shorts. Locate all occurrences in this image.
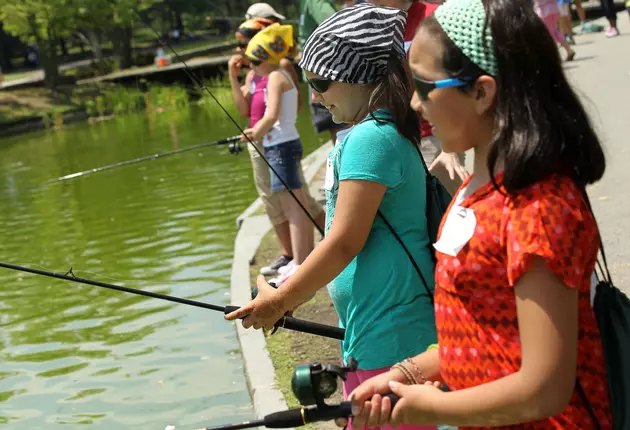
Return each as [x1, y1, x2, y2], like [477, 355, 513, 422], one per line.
[264, 139, 303, 193]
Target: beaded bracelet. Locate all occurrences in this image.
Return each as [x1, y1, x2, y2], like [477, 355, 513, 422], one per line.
[403, 358, 428, 384]
[390, 363, 417, 385]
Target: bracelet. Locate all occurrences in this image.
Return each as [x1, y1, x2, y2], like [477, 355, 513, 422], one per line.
[403, 358, 428, 384]
[427, 344, 439, 351]
[391, 363, 417, 385]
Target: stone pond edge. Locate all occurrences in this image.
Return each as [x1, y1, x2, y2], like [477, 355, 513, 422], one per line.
[230, 143, 331, 420]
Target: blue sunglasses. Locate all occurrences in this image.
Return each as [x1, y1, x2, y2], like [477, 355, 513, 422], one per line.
[413, 76, 476, 101]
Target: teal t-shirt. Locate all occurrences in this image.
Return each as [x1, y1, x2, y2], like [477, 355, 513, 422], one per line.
[324, 110, 437, 370]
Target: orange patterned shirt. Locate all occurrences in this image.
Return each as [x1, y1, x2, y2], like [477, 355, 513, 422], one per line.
[434, 173, 612, 429]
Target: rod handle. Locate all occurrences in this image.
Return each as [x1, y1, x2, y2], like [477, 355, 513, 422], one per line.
[263, 408, 305, 428]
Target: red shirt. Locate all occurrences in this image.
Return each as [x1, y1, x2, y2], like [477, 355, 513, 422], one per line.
[434, 173, 613, 429]
[405, 1, 439, 137]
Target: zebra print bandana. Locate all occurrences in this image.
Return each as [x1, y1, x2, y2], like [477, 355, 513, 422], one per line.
[298, 3, 407, 84]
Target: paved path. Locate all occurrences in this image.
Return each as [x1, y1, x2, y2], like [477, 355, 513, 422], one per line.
[464, 16, 630, 292]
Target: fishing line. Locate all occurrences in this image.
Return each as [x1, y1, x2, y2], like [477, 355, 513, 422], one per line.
[119, 3, 324, 236]
[0, 261, 344, 340]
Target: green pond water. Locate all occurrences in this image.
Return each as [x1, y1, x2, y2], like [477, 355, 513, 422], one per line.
[0, 86, 328, 429]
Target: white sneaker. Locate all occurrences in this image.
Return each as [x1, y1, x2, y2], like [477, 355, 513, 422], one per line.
[276, 259, 297, 276]
[269, 263, 300, 287]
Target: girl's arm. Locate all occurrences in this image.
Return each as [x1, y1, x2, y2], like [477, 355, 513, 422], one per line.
[354, 256, 578, 428]
[278, 179, 386, 310]
[226, 179, 386, 328]
[228, 55, 251, 118]
[280, 58, 303, 112]
[248, 71, 285, 142]
[419, 257, 578, 426]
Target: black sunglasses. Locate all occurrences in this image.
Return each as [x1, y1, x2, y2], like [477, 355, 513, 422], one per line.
[306, 77, 333, 94]
[249, 59, 262, 66]
[237, 42, 248, 49]
[413, 76, 476, 101]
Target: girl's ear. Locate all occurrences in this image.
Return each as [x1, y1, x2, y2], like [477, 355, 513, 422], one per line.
[473, 75, 497, 116]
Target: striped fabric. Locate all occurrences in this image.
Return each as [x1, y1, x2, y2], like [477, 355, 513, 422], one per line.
[298, 3, 407, 84]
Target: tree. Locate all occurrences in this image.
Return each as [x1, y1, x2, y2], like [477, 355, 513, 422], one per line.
[76, 0, 155, 70]
[0, 0, 78, 89]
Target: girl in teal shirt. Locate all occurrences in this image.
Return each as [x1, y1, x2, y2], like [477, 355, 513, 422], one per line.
[226, 6, 436, 425]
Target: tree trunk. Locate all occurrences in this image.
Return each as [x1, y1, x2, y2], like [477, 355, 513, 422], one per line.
[111, 26, 133, 69]
[30, 15, 59, 89]
[175, 9, 184, 32]
[86, 29, 104, 62]
[39, 39, 60, 89]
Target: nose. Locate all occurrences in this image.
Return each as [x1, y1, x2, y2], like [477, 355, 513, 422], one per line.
[410, 90, 422, 114]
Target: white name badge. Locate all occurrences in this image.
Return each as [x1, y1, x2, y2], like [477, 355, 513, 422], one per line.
[433, 206, 477, 257]
[404, 41, 412, 54]
[324, 158, 335, 191]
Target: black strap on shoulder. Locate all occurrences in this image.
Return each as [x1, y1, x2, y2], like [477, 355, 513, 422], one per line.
[377, 210, 434, 304]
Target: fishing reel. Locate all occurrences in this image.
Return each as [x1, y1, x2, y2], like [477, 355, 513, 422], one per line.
[291, 357, 358, 407]
[228, 141, 243, 155]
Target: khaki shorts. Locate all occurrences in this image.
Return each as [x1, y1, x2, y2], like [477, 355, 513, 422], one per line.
[247, 142, 323, 225]
[418, 135, 465, 196]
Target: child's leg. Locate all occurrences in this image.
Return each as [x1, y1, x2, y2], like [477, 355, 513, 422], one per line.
[279, 188, 314, 264]
[544, 13, 575, 57]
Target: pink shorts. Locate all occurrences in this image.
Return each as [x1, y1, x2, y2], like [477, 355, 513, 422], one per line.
[343, 366, 437, 430]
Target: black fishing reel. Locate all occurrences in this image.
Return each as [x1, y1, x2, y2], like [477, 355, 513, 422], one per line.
[291, 357, 358, 407]
[228, 141, 243, 155]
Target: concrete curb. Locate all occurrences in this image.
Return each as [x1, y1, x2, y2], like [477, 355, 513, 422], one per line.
[230, 143, 331, 420]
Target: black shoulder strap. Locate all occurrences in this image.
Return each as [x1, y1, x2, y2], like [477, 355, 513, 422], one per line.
[377, 210, 434, 304]
[579, 187, 613, 284]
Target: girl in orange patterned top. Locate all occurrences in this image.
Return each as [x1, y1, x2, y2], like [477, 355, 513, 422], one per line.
[341, 0, 613, 428]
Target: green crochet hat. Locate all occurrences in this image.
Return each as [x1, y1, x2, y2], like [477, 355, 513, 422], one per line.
[434, 0, 498, 76]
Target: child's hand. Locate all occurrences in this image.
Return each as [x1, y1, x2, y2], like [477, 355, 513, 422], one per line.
[241, 128, 257, 143]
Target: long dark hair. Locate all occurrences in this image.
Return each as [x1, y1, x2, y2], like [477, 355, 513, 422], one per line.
[422, 0, 605, 193]
[368, 53, 420, 146]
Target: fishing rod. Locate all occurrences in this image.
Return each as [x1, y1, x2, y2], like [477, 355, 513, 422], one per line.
[47, 135, 242, 184]
[121, 4, 324, 237]
[0, 261, 344, 340]
[172, 358, 401, 430]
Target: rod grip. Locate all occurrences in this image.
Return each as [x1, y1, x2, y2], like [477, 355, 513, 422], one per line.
[263, 408, 305, 428]
[280, 316, 345, 340]
[384, 393, 400, 407]
[224, 305, 239, 315]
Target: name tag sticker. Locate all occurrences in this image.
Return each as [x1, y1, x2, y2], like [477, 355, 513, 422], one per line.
[433, 206, 476, 257]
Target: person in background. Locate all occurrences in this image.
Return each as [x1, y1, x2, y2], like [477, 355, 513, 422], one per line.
[245, 2, 286, 22]
[298, 0, 350, 144]
[227, 7, 438, 430]
[368, 0, 468, 196]
[241, 23, 315, 282]
[229, 18, 325, 278]
[344, 0, 612, 427]
[573, 0, 587, 33]
[535, 0, 576, 60]
[600, 0, 619, 37]
[558, 0, 575, 44]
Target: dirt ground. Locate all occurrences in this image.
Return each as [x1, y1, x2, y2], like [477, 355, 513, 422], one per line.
[248, 166, 344, 430]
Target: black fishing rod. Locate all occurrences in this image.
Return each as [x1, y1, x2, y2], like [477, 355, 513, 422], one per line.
[121, 4, 324, 237]
[0, 261, 344, 340]
[47, 135, 241, 184]
[194, 358, 401, 430]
